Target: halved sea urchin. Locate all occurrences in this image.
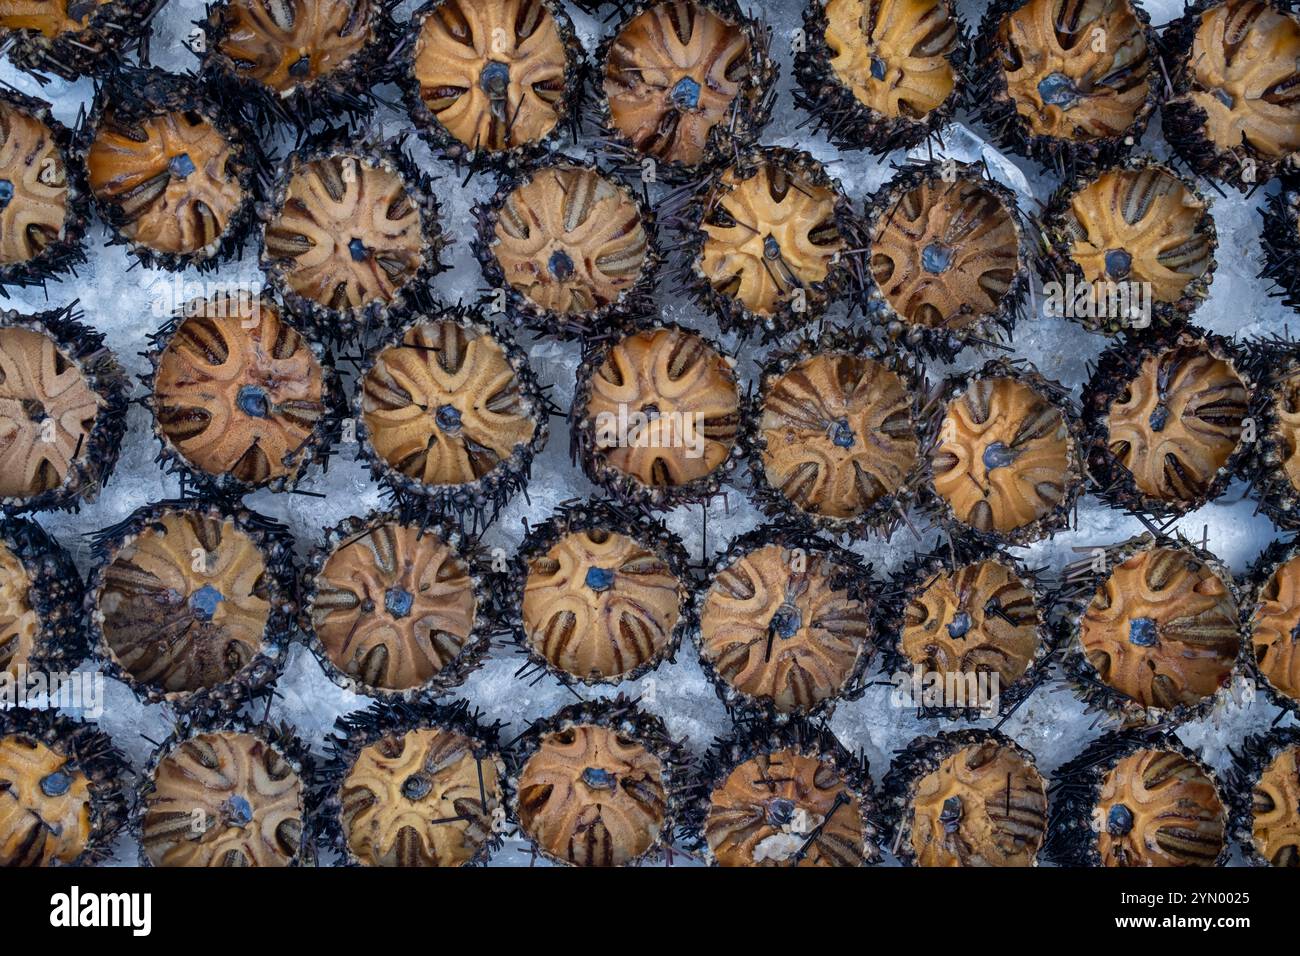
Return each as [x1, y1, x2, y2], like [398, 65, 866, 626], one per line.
[794, 0, 966, 155]
[974, 0, 1159, 174]
[474, 156, 659, 338]
[1162, 0, 1300, 190]
[1040, 158, 1217, 333]
[0, 515, 83, 681]
[302, 511, 493, 700]
[85, 499, 297, 712]
[864, 160, 1029, 359]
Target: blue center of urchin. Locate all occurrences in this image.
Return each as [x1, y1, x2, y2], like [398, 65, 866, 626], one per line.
[581, 767, 616, 790]
[236, 384, 269, 418]
[947, 610, 972, 639]
[763, 235, 782, 260]
[401, 774, 432, 800]
[1129, 616, 1158, 646]
[870, 55, 887, 81]
[0, 180, 13, 209]
[1105, 248, 1132, 280]
[435, 403, 462, 432]
[1037, 72, 1079, 109]
[348, 237, 368, 262]
[670, 76, 701, 109]
[830, 417, 855, 448]
[940, 795, 964, 832]
[1214, 87, 1234, 109]
[289, 54, 311, 78]
[983, 441, 1017, 471]
[921, 241, 953, 274]
[189, 584, 224, 622]
[385, 586, 414, 618]
[1148, 403, 1169, 433]
[769, 603, 802, 639]
[169, 152, 195, 179]
[548, 249, 575, 281]
[40, 770, 71, 797]
[480, 60, 510, 96]
[222, 795, 253, 827]
[1107, 803, 1134, 836]
[765, 797, 795, 827]
[584, 566, 615, 592]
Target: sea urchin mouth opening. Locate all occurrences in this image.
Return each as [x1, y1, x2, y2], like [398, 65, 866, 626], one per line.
[940, 795, 963, 832]
[584, 566, 615, 591]
[188, 584, 224, 622]
[1104, 248, 1132, 279]
[1037, 73, 1080, 109]
[762, 235, 782, 260]
[1128, 616, 1158, 646]
[0, 180, 12, 209]
[581, 766, 616, 789]
[769, 603, 803, 639]
[765, 796, 795, 826]
[384, 586, 414, 618]
[347, 238, 368, 262]
[982, 440, 1017, 470]
[289, 56, 311, 79]
[870, 55, 887, 81]
[548, 249, 574, 281]
[1148, 403, 1169, 432]
[921, 241, 953, 273]
[1107, 802, 1133, 836]
[221, 795, 253, 828]
[480, 60, 510, 97]
[434, 403, 462, 432]
[168, 153, 196, 180]
[40, 770, 71, 797]
[236, 384, 269, 418]
[20, 398, 46, 423]
[671, 76, 702, 110]
[947, 610, 972, 639]
[829, 417, 855, 448]
[401, 774, 432, 800]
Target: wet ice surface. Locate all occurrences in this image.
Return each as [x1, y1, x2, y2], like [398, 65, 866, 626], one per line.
[3, 0, 1295, 866]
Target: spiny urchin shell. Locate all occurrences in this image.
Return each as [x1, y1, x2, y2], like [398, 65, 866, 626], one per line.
[84, 498, 298, 713]
[0, 515, 84, 681]
[592, 0, 777, 182]
[678, 145, 855, 339]
[693, 522, 877, 721]
[973, 0, 1160, 176]
[315, 698, 509, 867]
[1261, 183, 1300, 312]
[1058, 531, 1250, 729]
[1046, 729, 1230, 867]
[570, 320, 742, 510]
[144, 290, 345, 497]
[793, 0, 968, 156]
[396, 0, 586, 170]
[301, 510, 494, 701]
[744, 326, 926, 540]
[880, 728, 1049, 866]
[509, 695, 690, 867]
[502, 497, 695, 686]
[354, 303, 549, 533]
[0, 706, 131, 866]
[1039, 156, 1218, 333]
[0, 88, 88, 293]
[1240, 537, 1300, 717]
[685, 716, 882, 866]
[1244, 334, 1300, 530]
[0, 304, 129, 516]
[259, 128, 446, 339]
[134, 713, 315, 867]
[473, 154, 661, 339]
[80, 68, 262, 273]
[919, 358, 1085, 548]
[197, 0, 400, 128]
[0, 0, 161, 80]
[877, 538, 1055, 721]
[1081, 326, 1252, 519]
[1162, 0, 1300, 191]
[1224, 726, 1300, 867]
[862, 159, 1030, 360]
